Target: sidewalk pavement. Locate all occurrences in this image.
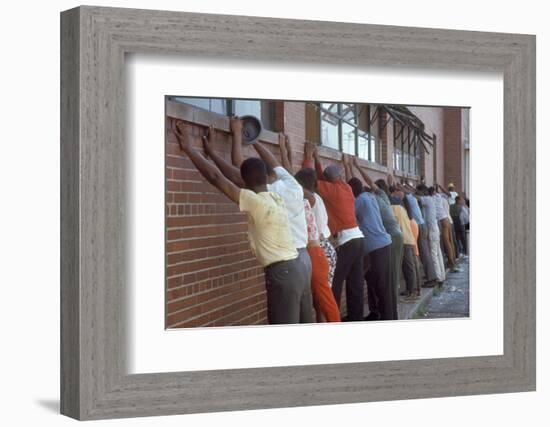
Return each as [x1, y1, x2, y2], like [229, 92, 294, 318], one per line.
[398, 255, 470, 320]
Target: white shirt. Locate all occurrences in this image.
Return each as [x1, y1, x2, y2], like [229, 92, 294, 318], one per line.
[442, 196, 453, 223]
[420, 195, 437, 226]
[267, 167, 308, 249]
[312, 193, 331, 240]
[334, 226, 364, 248]
[434, 194, 447, 221]
[448, 191, 458, 205]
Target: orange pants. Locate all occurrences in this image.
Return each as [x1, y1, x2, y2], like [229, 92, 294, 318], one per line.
[307, 246, 341, 322]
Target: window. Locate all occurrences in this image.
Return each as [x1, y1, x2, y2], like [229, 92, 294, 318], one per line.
[393, 121, 421, 176]
[170, 97, 275, 130]
[319, 103, 340, 150]
[312, 103, 380, 163]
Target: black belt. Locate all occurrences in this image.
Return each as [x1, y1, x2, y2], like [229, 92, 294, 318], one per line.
[264, 257, 296, 271]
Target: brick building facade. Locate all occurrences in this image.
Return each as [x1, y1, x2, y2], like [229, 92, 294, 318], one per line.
[165, 98, 469, 329]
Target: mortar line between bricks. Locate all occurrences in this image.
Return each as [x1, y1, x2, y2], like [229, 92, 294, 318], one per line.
[167, 273, 266, 304]
[167, 286, 266, 319]
[166, 249, 253, 267]
[166, 264, 264, 290]
[168, 295, 267, 328]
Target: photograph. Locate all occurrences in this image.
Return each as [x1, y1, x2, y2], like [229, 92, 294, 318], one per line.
[165, 97, 471, 328]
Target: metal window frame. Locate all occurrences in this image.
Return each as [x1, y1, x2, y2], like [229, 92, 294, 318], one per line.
[170, 98, 274, 129]
[319, 102, 382, 161]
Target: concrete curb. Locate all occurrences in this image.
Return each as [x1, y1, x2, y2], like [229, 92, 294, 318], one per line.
[398, 285, 436, 320]
[400, 255, 467, 319]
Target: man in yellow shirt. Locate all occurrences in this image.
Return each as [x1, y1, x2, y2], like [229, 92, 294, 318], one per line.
[173, 120, 313, 324]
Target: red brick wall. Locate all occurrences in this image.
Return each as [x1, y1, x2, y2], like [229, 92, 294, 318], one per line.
[443, 107, 465, 193]
[409, 106, 446, 186]
[283, 102, 307, 169]
[165, 118, 267, 328]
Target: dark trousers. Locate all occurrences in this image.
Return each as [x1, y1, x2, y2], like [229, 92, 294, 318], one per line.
[453, 218, 468, 255]
[365, 244, 395, 320]
[412, 254, 422, 295]
[389, 232, 403, 314]
[402, 244, 417, 294]
[332, 237, 365, 321]
[264, 249, 313, 324]
[451, 222, 460, 258]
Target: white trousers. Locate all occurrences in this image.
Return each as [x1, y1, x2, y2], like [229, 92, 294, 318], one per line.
[427, 223, 446, 282]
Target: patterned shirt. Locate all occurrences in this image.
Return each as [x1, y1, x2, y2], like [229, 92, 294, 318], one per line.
[304, 199, 319, 241]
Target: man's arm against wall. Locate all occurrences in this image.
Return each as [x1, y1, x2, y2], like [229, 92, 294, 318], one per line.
[173, 120, 240, 204]
[437, 184, 451, 197]
[278, 133, 293, 174]
[202, 126, 244, 187]
[253, 139, 281, 171]
[230, 116, 244, 168]
[352, 157, 378, 191]
[342, 154, 354, 182]
[312, 145, 325, 179]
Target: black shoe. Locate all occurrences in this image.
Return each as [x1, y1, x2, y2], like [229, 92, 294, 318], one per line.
[422, 280, 436, 288]
[364, 312, 381, 321]
[399, 290, 408, 296]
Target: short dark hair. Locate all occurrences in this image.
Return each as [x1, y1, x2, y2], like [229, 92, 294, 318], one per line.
[428, 186, 435, 196]
[455, 195, 462, 203]
[416, 183, 428, 194]
[240, 157, 267, 189]
[347, 177, 364, 198]
[375, 179, 388, 194]
[294, 168, 317, 193]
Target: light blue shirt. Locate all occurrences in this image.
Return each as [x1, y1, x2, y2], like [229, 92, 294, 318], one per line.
[355, 192, 392, 254]
[406, 193, 424, 225]
[420, 196, 437, 226]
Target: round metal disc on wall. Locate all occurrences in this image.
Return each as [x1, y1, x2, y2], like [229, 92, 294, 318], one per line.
[240, 115, 263, 145]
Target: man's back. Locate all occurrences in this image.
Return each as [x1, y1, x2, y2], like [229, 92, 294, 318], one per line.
[239, 189, 297, 267]
[267, 166, 308, 249]
[373, 189, 401, 236]
[355, 192, 391, 254]
[421, 196, 437, 226]
[405, 193, 424, 225]
[317, 179, 357, 236]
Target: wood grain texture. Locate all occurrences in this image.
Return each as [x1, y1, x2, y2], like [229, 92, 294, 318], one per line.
[60, 7, 80, 419]
[60, 6, 536, 420]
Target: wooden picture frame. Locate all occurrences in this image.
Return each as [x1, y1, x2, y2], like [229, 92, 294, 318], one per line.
[60, 5, 536, 420]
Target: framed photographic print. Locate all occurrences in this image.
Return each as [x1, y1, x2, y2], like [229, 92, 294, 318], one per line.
[60, 5, 536, 420]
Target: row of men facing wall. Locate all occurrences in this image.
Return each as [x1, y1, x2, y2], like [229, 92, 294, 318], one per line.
[172, 116, 469, 323]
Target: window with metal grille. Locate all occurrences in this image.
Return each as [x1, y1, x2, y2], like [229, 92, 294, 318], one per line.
[307, 102, 381, 163]
[393, 121, 421, 175]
